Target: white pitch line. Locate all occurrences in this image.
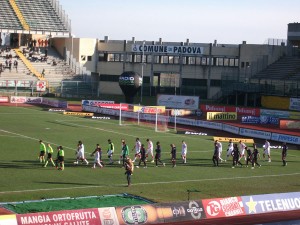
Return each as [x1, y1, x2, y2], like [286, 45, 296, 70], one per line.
[0, 172, 299, 195]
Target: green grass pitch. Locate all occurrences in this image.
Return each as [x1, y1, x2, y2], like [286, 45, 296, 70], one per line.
[0, 106, 299, 203]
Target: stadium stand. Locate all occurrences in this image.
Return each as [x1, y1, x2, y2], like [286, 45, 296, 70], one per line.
[252, 56, 300, 81]
[0, 0, 23, 30]
[14, 0, 69, 33]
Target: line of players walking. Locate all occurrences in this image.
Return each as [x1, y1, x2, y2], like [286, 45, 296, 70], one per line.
[212, 139, 288, 169]
[37, 138, 188, 171]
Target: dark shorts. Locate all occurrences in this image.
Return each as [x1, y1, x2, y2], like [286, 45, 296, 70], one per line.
[155, 154, 161, 160]
[47, 153, 52, 159]
[40, 151, 45, 157]
[57, 156, 64, 162]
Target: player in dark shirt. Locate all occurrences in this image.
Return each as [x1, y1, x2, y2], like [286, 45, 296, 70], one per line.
[251, 148, 261, 169]
[245, 147, 253, 167]
[170, 144, 176, 168]
[232, 144, 243, 168]
[212, 142, 219, 167]
[155, 141, 165, 167]
[137, 144, 147, 168]
[282, 142, 288, 166]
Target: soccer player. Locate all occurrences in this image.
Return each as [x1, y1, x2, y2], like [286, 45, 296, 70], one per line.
[107, 139, 114, 164]
[38, 140, 46, 163]
[55, 146, 64, 170]
[170, 144, 176, 167]
[74, 141, 89, 165]
[263, 139, 271, 162]
[212, 141, 219, 167]
[232, 143, 243, 168]
[91, 144, 103, 169]
[245, 147, 253, 167]
[132, 138, 141, 163]
[121, 140, 129, 167]
[146, 139, 154, 163]
[215, 140, 224, 162]
[44, 143, 55, 167]
[137, 144, 147, 168]
[155, 141, 165, 167]
[181, 140, 187, 164]
[118, 139, 125, 164]
[239, 140, 247, 161]
[226, 139, 234, 161]
[251, 147, 261, 169]
[282, 142, 288, 166]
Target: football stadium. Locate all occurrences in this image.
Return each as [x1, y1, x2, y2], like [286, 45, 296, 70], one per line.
[0, 1, 300, 224]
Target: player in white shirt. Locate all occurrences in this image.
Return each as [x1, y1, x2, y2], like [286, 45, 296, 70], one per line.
[181, 140, 187, 164]
[91, 144, 103, 168]
[239, 140, 247, 161]
[263, 140, 271, 162]
[74, 140, 89, 165]
[146, 138, 154, 163]
[132, 138, 141, 163]
[216, 140, 224, 162]
[226, 139, 234, 161]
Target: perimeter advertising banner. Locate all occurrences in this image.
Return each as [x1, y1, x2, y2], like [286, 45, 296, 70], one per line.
[16, 208, 101, 225]
[280, 119, 300, 130]
[157, 94, 199, 110]
[115, 201, 206, 225]
[207, 112, 237, 120]
[202, 196, 246, 218]
[242, 192, 300, 215]
[290, 98, 300, 111]
[81, 100, 115, 107]
[0, 96, 9, 103]
[133, 106, 166, 114]
[200, 104, 260, 116]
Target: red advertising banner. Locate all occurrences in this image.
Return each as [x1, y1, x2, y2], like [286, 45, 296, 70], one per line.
[202, 197, 246, 219]
[99, 104, 129, 111]
[16, 208, 101, 225]
[0, 96, 9, 103]
[280, 119, 300, 130]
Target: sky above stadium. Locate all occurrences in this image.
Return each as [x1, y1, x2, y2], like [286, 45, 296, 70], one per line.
[59, 0, 299, 44]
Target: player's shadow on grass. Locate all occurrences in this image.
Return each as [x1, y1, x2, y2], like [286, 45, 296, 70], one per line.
[38, 181, 96, 186]
[0, 160, 40, 169]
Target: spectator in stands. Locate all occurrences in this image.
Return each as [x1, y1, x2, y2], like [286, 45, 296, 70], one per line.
[38, 39, 41, 47]
[45, 39, 49, 47]
[41, 39, 44, 47]
[13, 59, 18, 72]
[0, 36, 2, 46]
[44, 48, 48, 57]
[52, 59, 57, 66]
[8, 59, 12, 71]
[33, 39, 37, 47]
[41, 68, 45, 78]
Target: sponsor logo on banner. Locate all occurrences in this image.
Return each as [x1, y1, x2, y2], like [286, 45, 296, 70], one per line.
[289, 98, 300, 111]
[157, 94, 199, 110]
[98, 207, 119, 225]
[82, 100, 115, 106]
[48, 108, 66, 112]
[203, 197, 245, 218]
[207, 112, 237, 120]
[98, 104, 128, 110]
[177, 131, 208, 135]
[16, 208, 101, 225]
[10, 96, 27, 103]
[260, 116, 279, 125]
[0, 96, 9, 103]
[63, 112, 94, 116]
[213, 137, 254, 143]
[241, 116, 260, 124]
[90, 116, 111, 120]
[36, 81, 47, 91]
[133, 106, 165, 114]
[222, 124, 240, 134]
[200, 105, 260, 116]
[26, 97, 43, 104]
[271, 133, 300, 145]
[242, 192, 300, 214]
[280, 119, 300, 130]
[240, 128, 271, 140]
[132, 44, 204, 55]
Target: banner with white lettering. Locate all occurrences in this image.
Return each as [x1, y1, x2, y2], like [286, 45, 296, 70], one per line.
[157, 95, 199, 110]
[16, 208, 101, 225]
[132, 44, 204, 55]
[242, 192, 300, 215]
[290, 98, 300, 111]
[271, 133, 300, 145]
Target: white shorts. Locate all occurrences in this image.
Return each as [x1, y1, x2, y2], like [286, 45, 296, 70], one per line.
[147, 149, 153, 156]
[181, 150, 187, 156]
[227, 148, 233, 156]
[264, 149, 270, 155]
[107, 150, 113, 156]
[77, 151, 85, 159]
